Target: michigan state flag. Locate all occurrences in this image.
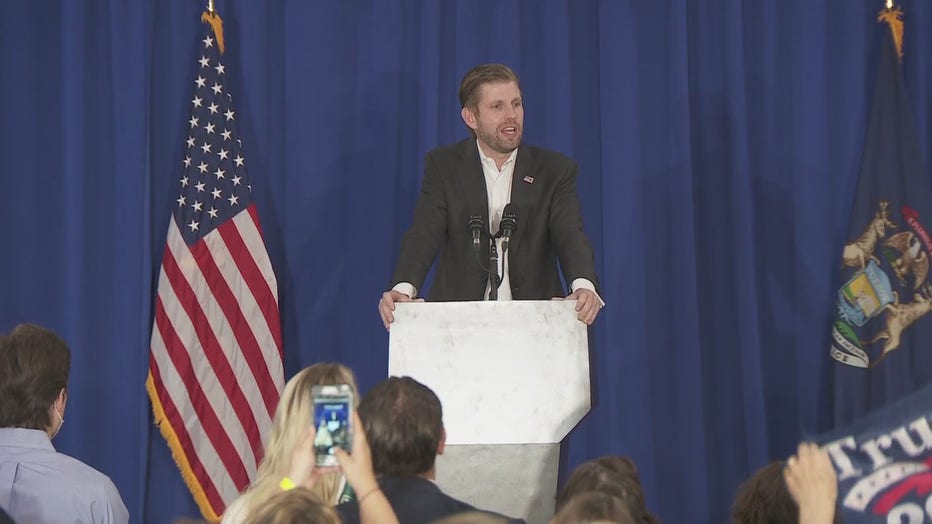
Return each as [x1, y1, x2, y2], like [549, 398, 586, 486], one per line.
[831, 7, 932, 425]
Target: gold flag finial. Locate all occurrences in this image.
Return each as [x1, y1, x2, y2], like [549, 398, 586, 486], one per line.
[200, 9, 225, 54]
[878, 4, 904, 61]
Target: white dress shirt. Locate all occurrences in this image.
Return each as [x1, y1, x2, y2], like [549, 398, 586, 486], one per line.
[0, 428, 129, 524]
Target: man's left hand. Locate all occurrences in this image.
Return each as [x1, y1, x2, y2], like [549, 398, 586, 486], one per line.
[561, 288, 602, 325]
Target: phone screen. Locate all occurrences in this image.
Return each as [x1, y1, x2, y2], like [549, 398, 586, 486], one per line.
[312, 385, 353, 466]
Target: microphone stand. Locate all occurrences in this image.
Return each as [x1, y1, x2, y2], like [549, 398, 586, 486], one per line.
[488, 237, 499, 301]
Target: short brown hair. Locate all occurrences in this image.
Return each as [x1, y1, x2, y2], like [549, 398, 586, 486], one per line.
[0, 324, 71, 430]
[458, 64, 521, 110]
[358, 376, 443, 477]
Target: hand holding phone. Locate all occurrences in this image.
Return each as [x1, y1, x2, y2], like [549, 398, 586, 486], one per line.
[311, 384, 354, 467]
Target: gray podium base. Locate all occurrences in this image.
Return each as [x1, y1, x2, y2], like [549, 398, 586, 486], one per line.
[434, 444, 560, 524]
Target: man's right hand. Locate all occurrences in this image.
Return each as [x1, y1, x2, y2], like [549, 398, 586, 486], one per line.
[378, 290, 413, 330]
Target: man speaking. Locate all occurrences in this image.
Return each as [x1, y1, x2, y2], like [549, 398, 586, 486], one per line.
[379, 64, 602, 329]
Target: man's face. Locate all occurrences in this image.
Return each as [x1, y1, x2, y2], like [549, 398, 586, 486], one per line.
[464, 81, 524, 156]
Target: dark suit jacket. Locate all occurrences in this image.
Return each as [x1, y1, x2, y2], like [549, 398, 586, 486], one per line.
[391, 139, 599, 301]
[336, 476, 521, 524]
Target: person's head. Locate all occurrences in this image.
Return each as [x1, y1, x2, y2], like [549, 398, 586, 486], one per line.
[431, 511, 511, 524]
[556, 456, 658, 523]
[731, 460, 842, 524]
[0, 324, 70, 438]
[551, 492, 636, 524]
[358, 375, 444, 477]
[245, 362, 358, 508]
[242, 487, 340, 524]
[458, 64, 523, 158]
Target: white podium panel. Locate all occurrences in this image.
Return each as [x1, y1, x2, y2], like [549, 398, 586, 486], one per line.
[388, 300, 589, 445]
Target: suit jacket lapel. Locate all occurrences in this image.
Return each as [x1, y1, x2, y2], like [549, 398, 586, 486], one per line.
[457, 139, 490, 230]
[508, 144, 533, 256]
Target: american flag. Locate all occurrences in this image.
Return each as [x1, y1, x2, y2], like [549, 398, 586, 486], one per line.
[146, 13, 284, 520]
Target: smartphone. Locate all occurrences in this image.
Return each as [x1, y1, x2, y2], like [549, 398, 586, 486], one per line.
[311, 384, 354, 466]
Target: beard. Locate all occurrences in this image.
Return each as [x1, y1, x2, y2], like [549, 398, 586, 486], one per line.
[476, 124, 522, 155]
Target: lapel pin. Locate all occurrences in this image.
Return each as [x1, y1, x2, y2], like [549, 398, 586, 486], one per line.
[523, 176, 535, 184]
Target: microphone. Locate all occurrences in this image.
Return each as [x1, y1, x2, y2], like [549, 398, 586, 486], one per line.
[467, 212, 484, 250]
[500, 203, 517, 253]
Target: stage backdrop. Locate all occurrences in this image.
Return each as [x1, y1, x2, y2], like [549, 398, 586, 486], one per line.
[2, 1, 932, 522]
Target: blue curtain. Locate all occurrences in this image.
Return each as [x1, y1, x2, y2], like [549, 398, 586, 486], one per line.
[2, 1, 932, 522]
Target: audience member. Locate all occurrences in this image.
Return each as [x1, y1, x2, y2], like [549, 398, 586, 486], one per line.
[431, 511, 512, 524]
[732, 442, 839, 524]
[245, 412, 398, 524]
[243, 488, 341, 524]
[0, 323, 129, 523]
[783, 443, 838, 524]
[555, 455, 658, 523]
[550, 492, 636, 524]
[336, 376, 522, 524]
[222, 363, 360, 523]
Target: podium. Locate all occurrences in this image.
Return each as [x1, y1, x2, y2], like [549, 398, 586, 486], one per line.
[388, 300, 591, 524]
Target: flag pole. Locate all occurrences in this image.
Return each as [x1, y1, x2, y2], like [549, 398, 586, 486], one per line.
[208, 0, 215, 14]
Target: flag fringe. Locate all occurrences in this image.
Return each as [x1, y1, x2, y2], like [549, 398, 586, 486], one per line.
[146, 371, 221, 522]
[201, 11, 225, 54]
[878, 6, 904, 61]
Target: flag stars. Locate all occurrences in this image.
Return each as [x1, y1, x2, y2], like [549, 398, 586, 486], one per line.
[214, 168, 225, 180]
[224, 109, 235, 121]
[208, 207, 219, 219]
[201, 142, 212, 154]
[199, 56, 210, 68]
[195, 181, 205, 192]
[183, 156, 191, 168]
[228, 194, 239, 207]
[180, 176, 189, 187]
[212, 83, 223, 95]
[198, 162, 208, 174]
[215, 63, 225, 75]
[192, 201, 203, 212]
[234, 155, 244, 167]
[205, 123, 215, 134]
[232, 175, 242, 186]
[208, 103, 219, 114]
[192, 96, 202, 108]
[176, 195, 186, 207]
[203, 35, 213, 48]
[222, 129, 232, 141]
[195, 76, 206, 88]
[189, 116, 199, 128]
[218, 149, 229, 160]
[188, 219, 200, 232]
[187, 137, 196, 148]
[211, 188, 222, 199]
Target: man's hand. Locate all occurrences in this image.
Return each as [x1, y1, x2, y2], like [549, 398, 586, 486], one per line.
[784, 442, 837, 524]
[378, 290, 413, 330]
[554, 288, 602, 325]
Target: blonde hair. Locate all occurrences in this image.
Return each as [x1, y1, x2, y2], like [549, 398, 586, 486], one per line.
[237, 363, 358, 516]
[242, 487, 340, 524]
